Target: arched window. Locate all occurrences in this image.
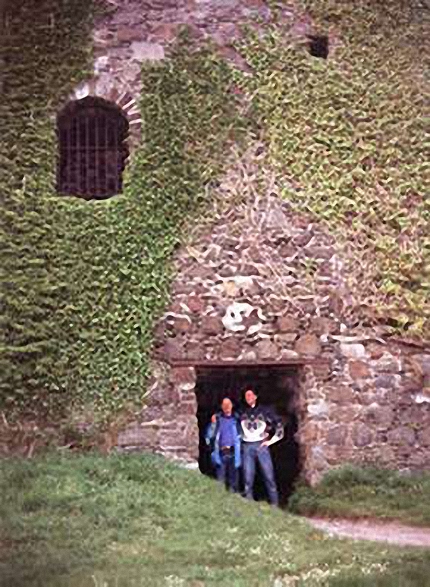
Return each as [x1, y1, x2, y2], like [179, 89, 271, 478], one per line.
[57, 97, 129, 199]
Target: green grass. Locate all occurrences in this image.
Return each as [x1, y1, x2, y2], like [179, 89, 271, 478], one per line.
[1, 454, 429, 587]
[289, 465, 430, 527]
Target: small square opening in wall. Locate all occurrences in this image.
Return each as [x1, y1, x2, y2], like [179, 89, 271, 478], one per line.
[308, 35, 329, 59]
[195, 364, 301, 506]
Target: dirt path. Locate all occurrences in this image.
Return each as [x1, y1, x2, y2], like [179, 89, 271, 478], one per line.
[306, 517, 430, 548]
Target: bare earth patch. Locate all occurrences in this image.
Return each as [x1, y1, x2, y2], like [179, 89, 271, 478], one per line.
[306, 517, 430, 548]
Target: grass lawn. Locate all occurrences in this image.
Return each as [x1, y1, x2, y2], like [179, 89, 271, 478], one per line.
[0, 453, 429, 587]
[289, 465, 430, 527]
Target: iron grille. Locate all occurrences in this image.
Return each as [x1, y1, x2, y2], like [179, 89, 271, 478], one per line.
[57, 97, 129, 199]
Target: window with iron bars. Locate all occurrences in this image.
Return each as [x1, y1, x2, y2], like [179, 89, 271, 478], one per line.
[57, 97, 129, 199]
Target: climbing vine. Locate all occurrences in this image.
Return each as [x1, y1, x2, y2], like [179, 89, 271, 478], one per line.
[236, 0, 429, 334]
[1, 0, 428, 423]
[0, 1, 246, 419]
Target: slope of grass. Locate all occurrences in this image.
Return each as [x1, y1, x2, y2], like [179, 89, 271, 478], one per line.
[0, 454, 429, 587]
[289, 465, 430, 527]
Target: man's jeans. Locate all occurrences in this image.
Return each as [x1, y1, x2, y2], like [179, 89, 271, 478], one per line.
[216, 451, 238, 492]
[243, 441, 279, 505]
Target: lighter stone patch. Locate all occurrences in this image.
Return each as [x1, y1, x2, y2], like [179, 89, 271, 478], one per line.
[222, 302, 265, 331]
[340, 343, 366, 359]
[415, 392, 430, 404]
[307, 400, 329, 417]
[94, 55, 109, 74]
[73, 82, 90, 100]
[131, 41, 165, 61]
[165, 312, 192, 323]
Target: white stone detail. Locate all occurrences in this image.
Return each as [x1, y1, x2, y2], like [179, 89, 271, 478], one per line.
[131, 41, 165, 61]
[74, 82, 90, 100]
[307, 400, 329, 417]
[165, 312, 192, 324]
[94, 55, 108, 74]
[248, 323, 262, 335]
[340, 343, 366, 359]
[414, 393, 430, 404]
[222, 302, 254, 331]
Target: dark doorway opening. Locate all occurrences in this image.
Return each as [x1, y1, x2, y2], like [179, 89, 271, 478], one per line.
[195, 365, 301, 506]
[308, 35, 329, 59]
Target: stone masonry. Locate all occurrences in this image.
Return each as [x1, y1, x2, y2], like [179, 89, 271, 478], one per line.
[116, 145, 430, 484]
[63, 1, 430, 485]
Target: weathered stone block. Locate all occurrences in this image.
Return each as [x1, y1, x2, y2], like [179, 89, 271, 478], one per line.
[310, 362, 332, 379]
[255, 338, 278, 359]
[150, 385, 180, 407]
[374, 375, 396, 389]
[330, 405, 361, 421]
[413, 354, 430, 377]
[240, 348, 257, 361]
[219, 337, 241, 360]
[340, 343, 366, 360]
[398, 404, 428, 425]
[276, 316, 299, 333]
[309, 446, 329, 471]
[117, 423, 159, 448]
[328, 385, 355, 404]
[186, 294, 205, 313]
[349, 360, 370, 380]
[310, 316, 336, 335]
[170, 367, 196, 389]
[185, 342, 205, 360]
[201, 315, 223, 335]
[275, 332, 298, 345]
[295, 333, 321, 356]
[364, 404, 394, 429]
[172, 315, 192, 334]
[307, 399, 329, 418]
[388, 426, 416, 446]
[151, 22, 179, 43]
[326, 425, 348, 446]
[116, 26, 144, 43]
[352, 424, 373, 447]
[417, 427, 430, 446]
[279, 349, 300, 360]
[367, 343, 385, 360]
[300, 422, 322, 444]
[131, 41, 165, 61]
[178, 401, 197, 415]
[163, 337, 185, 360]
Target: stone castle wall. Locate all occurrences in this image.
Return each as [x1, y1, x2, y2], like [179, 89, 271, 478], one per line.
[116, 149, 430, 483]
[65, 1, 430, 483]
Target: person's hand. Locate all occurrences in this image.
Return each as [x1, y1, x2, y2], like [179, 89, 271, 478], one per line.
[259, 440, 270, 450]
[211, 414, 216, 424]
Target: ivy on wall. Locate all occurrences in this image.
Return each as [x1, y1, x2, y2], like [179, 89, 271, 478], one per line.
[0, 1, 246, 418]
[1, 0, 428, 422]
[236, 0, 429, 335]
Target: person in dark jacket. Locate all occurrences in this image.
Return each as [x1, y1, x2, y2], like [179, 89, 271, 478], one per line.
[205, 397, 242, 492]
[240, 389, 284, 506]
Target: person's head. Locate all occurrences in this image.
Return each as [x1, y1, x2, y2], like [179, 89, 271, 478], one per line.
[244, 389, 257, 407]
[221, 397, 233, 416]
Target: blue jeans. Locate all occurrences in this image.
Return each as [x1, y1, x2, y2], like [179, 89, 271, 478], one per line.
[216, 451, 238, 492]
[243, 441, 279, 505]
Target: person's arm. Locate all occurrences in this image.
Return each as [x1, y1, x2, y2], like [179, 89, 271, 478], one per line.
[260, 407, 284, 448]
[204, 418, 217, 445]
